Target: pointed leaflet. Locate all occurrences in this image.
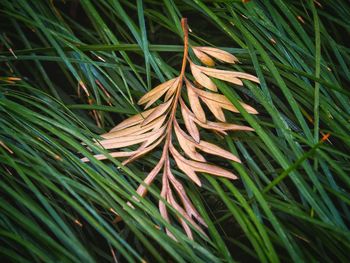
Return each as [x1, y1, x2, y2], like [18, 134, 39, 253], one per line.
[89, 134, 164, 165]
[164, 81, 178, 101]
[192, 47, 215, 66]
[191, 86, 258, 121]
[122, 135, 165, 165]
[184, 157, 237, 180]
[197, 47, 239, 64]
[197, 65, 260, 85]
[190, 61, 217, 91]
[206, 73, 243, 86]
[134, 158, 165, 198]
[186, 79, 206, 123]
[159, 175, 175, 240]
[98, 126, 166, 149]
[174, 120, 206, 162]
[81, 151, 134, 162]
[144, 78, 178, 109]
[197, 141, 241, 163]
[138, 77, 179, 108]
[138, 77, 177, 104]
[141, 99, 172, 126]
[103, 115, 166, 139]
[170, 142, 237, 185]
[167, 186, 206, 239]
[110, 107, 157, 132]
[174, 120, 240, 163]
[170, 142, 202, 186]
[167, 170, 207, 226]
[164, 159, 206, 238]
[236, 101, 259, 115]
[195, 119, 254, 134]
[203, 98, 226, 121]
[180, 99, 200, 143]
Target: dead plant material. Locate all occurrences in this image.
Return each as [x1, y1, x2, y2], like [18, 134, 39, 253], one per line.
[83, 18, 259, 239]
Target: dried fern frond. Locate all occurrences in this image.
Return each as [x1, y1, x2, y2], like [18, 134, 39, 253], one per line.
[83, 18, 259, 239]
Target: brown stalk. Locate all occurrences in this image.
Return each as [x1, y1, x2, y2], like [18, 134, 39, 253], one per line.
[83, 18, 260, 239]
[162, 18, 189, 161]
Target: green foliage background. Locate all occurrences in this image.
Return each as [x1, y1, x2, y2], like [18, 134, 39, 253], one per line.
[1, 0, 350, 262]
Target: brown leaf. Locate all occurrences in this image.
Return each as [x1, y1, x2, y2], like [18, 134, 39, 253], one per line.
[202, 97, 226, 121]
[186, 158, 237, 179]
[195, 88, 233, 108]
[198, 65, 260, 85]
[167, 170, 207, 226]
[175, 210, 193, 239]
[122, 135, 165, 165]
[81, 151, 134, 162]
[164, 160, 201, 239]
[159, 175, 175, 239]
[174, 120, 240, 163]
[186, 79, 206, 123]
[166, 184, 206, 239]
[195, 120, 254, 133]
[110, 107, 157, 132]
[99, 126, 166, 149]
[170, 142, 237, 184]
[164, 80, 178, 101]
[138, 77, 179, 108]
[192, 47, 215, 66]
[174, 120, 206, 162]
[190, 62, 217, 91]
[102, 115, 166, 139]
[170, 143, 202, 186]
[192, 87, 258, 120]
[197, 47, 239, 64]
[81, 21, 260, 240]
[180, 99, 200, 143]
[141, 100, 172, 126]
[206, 73, 243, 86]
[197, 141, 241, 163]
[135, 158, 165, 198]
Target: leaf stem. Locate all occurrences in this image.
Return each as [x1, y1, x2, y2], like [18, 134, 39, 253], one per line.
[162, 18, 189, 155]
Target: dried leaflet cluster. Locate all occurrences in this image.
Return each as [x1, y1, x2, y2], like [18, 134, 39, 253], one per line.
[83, 18, 259, 239]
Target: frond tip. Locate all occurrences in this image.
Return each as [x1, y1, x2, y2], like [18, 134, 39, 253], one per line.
[83, 18, 259, 239]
